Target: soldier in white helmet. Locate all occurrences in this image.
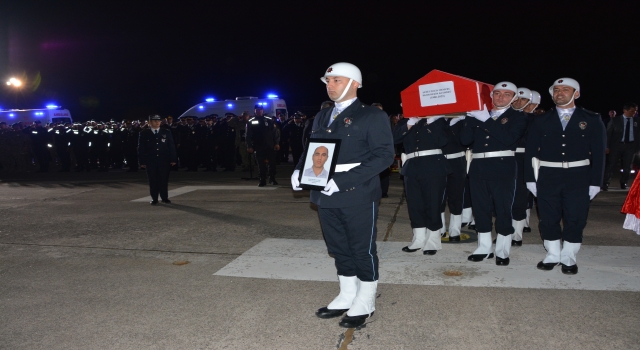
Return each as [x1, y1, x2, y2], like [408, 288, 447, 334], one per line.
[510, 87, 536, 245]
[460, 82, 527, 265]
[291, 62, 394, 328]
[524, 78, 606, 274]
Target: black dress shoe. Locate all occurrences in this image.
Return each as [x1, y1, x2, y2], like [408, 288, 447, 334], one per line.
[561, 263, 578, 275]
[621, 184, 628, 190]
[316, 307, 348, 319]
[449, 235, 461, 242]
[467, 253, 494, 262]
[161, 199, 171, 204]
[258, 181, 266, 187]
[269, 179, 279, 185]
[601, 186, 608, 191]
[496, 256, 510, 266]
[150, 200, 159, 205]
[512, 240, 522, 246]
[523, 227, 531, 233]
[402, 246, 420, 253]
[339, 312, 373, 328]
[423, 250, 437, 255]
[461, 222, 468, 227]
[537, 261, 558, 271]
[467, 224, 476, 231]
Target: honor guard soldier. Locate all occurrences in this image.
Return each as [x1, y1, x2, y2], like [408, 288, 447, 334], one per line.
[461, 81, 527, 265]
[291, 62, 394, 328]
[138, 115, 178, 205]
[521, 90, 541, 233]
[509, 87, 537, 245]
[440, 115, 468, 241]
[394, 115, 451, 255]
[246, 104, 280, 186]
[525, 78, 606, 274]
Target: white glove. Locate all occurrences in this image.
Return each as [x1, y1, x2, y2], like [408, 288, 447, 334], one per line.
[407, 117, 420, 126]
[450, 116, 465, 126]
[526, 182, 537, 197]
[321, 179, 340, 196]
[467, 104, 491, 122]
[589, 186, 600, 200]
[291, 170, 302, 191]
[426, 115, 443, 124]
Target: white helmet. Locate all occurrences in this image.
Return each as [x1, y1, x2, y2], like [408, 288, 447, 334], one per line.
[516, 87, 532, 100]
[320, 62, 362, 88]
[492, 81, 518, 95]
[530, 90, 541, 104]
[548, 77, 580, 95]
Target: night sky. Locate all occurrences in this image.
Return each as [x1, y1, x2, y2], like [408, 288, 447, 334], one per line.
[1, 1, 638, 122]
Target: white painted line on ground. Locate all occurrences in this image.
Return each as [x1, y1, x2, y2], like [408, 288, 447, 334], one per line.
[214, 238, 640, 291]
[132, 185, 278, 202]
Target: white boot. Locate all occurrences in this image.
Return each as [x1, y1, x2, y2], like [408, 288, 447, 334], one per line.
[495, 234, 512, 259]
[406, 227, 426, 250]
[525, 208, 531, 227]
[346, 280, 377, 317]
[542, 240, 561, 264]
[512, 219, 526, 242]
[449, 214, 462, 238]
[423, 228, 442, 252]
[439, 212, 446, 236]
[462, 207, 473, 224]
[327, 275, 358, 310]
[560, 241, 581, 266]
[472, 232, 493, 255]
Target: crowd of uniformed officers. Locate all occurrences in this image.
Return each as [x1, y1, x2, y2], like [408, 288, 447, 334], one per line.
[0, 108, 313, 181]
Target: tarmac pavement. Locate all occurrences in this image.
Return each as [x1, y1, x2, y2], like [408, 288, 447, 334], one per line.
[1, 165, 639, 349]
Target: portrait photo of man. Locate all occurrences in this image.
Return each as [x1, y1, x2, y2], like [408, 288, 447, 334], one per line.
[303, 146, 330, 179]
[300, 141, 338, 188]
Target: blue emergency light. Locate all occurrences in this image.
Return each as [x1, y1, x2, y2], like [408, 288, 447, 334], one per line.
[46, 104, 58, 109]
[267, 94, 278, 99]
[227, 103, 233, 108]
[205, 98, 215, 102]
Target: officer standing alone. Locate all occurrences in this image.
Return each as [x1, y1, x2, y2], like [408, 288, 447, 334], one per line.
[138, 115, 178, 205]
[525, 78, 606, 274]
[246, 105, 280, 186]
[291, 62, 394, 328]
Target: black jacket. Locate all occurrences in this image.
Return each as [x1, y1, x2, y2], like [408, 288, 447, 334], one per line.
[138, 128, 178, 166]
[606, 115, 640, 150]
[393, 117, 451, 178]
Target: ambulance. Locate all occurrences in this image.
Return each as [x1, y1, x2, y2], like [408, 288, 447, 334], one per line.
[0, 106, 73, 125]
[179, 95, 288, 119]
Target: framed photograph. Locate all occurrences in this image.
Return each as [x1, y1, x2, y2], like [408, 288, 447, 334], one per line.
[299, 139, 342, 190]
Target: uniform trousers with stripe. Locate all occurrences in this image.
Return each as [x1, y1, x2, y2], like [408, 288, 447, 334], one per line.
[318, 202, 380, 282]
[469, 176, 516, 236]
[537, 168, 590, 243]
[512, 155, 529, 221]
[404, 175, 447, 231]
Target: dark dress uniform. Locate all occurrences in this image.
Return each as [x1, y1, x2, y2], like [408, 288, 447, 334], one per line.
[138, 128, 178, 203]
[296, 99, 394, 282]
[460, 108, 527, 263]
[525, 107, 605, 272]
[246, 115, 279, 184]
[511, 112, 535, 244]
[282, 120, 305, 166]
[441, 118, 468, 239]
[30, 125, 52, 172]
[393, 117, 451, 254]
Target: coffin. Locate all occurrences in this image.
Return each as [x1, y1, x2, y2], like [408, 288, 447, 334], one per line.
[401, 70, 494, 117]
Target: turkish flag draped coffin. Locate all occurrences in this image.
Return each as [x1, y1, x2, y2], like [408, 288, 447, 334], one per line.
[401, 70, 494, 118]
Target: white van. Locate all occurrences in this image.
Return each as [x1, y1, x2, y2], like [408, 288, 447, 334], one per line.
[0, 107, 73, 125]
[179, 96, 288, 119]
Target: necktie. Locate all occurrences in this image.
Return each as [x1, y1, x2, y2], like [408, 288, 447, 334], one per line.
[625, 118, 631, 143]
[561, 114, 571, 130]
[154, 130, 158, 135]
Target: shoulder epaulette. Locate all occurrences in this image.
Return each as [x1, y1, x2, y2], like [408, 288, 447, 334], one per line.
[580, 107, 600, 116]
[265, 116, 272, 120]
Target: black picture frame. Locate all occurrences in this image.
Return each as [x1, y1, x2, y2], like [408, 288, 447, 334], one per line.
[299, 139, 342, 190]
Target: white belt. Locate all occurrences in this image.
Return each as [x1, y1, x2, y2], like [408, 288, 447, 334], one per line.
[532, 158, 590, 181]
[335, 163, 361, 172]
[472, 150, 515, 159]
[401, 149, 442, 165]
[516, 148, 525, 153]
[444, 151, 465, 159]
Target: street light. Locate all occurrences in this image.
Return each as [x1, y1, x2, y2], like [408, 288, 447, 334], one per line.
[6, 77, 22, 87]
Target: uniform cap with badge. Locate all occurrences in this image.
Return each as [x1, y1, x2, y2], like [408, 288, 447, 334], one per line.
[149, 115, 162, 121]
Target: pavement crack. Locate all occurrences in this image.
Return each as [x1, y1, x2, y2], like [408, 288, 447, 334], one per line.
[0, 242, 242, 256]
